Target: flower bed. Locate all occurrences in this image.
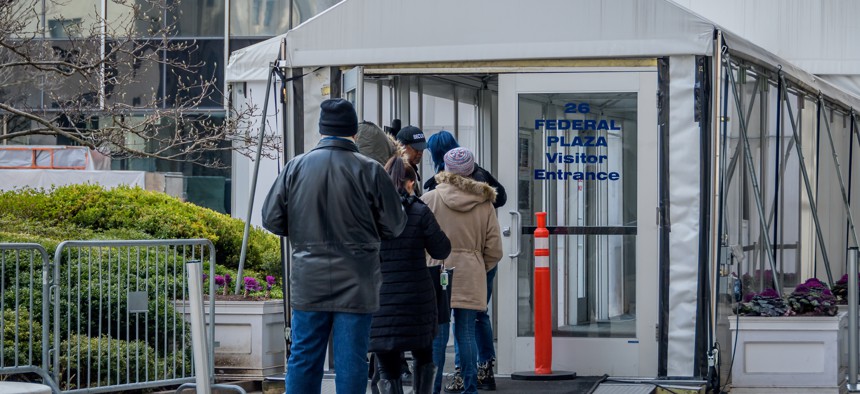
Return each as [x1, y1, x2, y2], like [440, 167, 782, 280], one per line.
[729, 278, 846, 393]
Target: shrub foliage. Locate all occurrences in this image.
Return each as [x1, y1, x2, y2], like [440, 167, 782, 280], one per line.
[0, 185, 281, 389]
[0, 184, 280, 273]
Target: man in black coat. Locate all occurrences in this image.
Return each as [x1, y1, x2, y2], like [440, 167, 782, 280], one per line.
[262, 98, 407, 394]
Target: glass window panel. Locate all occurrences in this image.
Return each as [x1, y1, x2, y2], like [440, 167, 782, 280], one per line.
[291, 0, 341, 24]
[171, 0, 224, 37]
[421, 81, 454, 137]
[106, 0, 162, 37]
[229, 39, 266, 53]
[381, 82, 393, 129]
[409, 89, 419, 129]
[457, 97, 477, 153]
[516, 92, 637, 337]
[165, 39, 224, 108]
[45, 40, 102, 110]
[722, 66, 807, 297]
[363, 81, 379, 125]
[109, 114, 230, 176]
[230, 0, 292, 37]
[0, 72, 42, 109]
[46, 0, 100, 38]
[105, 40, 164, 108]
[15, 2, 44, 38]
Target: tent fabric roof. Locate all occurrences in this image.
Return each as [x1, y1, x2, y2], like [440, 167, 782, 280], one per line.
[722, 30, 860, 110]
[227, 0, 716, 82]
[225, 0, 860, 110]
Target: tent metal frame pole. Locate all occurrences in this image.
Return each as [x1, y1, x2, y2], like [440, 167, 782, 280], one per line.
[779, 75, 835, 286]
[708, 32, 724, 364]
[724, 53, 782, 293]
[848, 247, 860, 392]
[725, 76, 799, 246]
[236, 64, 277, 294]
[724, 71, 764, 192]
[817, 100, 860, 251]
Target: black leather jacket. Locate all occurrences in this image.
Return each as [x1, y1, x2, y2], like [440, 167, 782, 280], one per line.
[262, 137, 407, 313]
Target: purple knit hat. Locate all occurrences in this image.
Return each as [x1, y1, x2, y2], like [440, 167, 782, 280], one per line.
[444, 147, 474, 176]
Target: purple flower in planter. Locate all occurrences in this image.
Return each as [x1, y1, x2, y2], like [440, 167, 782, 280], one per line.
[225, 274, 232, 285]
[214, 275, 226, 287]
[804, 277, 825, 288]
[244, 277, 262, 292]
[759, 288, 780, 298]
[794, 283, 810, 294]
[266, 276, 276, 290]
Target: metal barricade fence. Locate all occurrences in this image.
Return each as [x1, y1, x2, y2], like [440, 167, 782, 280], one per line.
[52, 239, 216, 393]
[0, 243, 59, 392]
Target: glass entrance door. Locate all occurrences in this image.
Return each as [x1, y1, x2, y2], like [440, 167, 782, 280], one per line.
[496, 71, 658, 376]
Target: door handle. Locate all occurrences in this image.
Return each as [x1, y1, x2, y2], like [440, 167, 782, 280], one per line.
[509, 210, 522, 258]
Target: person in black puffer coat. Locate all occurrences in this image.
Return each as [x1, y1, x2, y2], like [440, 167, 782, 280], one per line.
[370, 156, 451, 394]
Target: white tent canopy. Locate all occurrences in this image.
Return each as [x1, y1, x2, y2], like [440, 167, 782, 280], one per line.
[227, 0, 716, 82]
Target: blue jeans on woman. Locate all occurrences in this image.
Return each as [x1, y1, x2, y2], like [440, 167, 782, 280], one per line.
[432, 308, 478, 394]
[286, 310, 372, 394]
[453, 266, 497, 367]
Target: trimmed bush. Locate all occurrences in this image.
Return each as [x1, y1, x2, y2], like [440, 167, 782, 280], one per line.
[59, 333, 191, 390]
[3, 308, 42, 368]
[0, 184, 280, 273]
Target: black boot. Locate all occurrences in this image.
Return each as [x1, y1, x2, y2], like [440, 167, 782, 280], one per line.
[376, 377, 405, 394]
[477, 359, 496, 390]
[412, 361, 437, 394]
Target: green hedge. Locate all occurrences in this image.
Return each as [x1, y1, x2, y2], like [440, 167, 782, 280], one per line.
[59, 333, 191, 390]
[0, 184, 281, 274]
[0, 185, 280, 390]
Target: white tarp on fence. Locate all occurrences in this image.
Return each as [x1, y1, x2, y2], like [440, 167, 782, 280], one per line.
[0, 170, 145, 191]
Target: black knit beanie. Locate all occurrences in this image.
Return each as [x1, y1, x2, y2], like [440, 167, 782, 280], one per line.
[319, 98, 358, 137]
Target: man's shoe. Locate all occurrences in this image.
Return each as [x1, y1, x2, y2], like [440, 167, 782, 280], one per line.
[477, 359, 496, 390]
[443, 368, 463, 393]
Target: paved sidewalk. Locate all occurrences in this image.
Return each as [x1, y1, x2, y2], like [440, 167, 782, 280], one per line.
[315, 374, 605, 393]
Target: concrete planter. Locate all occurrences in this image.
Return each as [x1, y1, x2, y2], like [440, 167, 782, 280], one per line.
[728, 312, 847, 394]
[177, 299, 286, 380]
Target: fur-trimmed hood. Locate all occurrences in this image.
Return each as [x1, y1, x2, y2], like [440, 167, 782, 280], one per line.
[433, 171, 497, 212]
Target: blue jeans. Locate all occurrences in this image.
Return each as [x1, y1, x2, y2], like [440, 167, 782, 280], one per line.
[286, 310, 372, 394]
[454, 266, 497, 366]
[432, 308, 478, 394]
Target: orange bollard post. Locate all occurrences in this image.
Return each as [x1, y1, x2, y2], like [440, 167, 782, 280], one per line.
[511, 212, 576, 381]
[534, 212, 552, 374]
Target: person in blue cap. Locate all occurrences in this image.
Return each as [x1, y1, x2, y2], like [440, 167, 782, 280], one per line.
[424, 130, 506, 391]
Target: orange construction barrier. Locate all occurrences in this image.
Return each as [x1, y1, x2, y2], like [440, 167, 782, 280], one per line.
[511, 212, 576, 381]
[534, 212, 552, 374]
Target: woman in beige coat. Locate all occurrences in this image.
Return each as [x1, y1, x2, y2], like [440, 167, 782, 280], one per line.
[421, 147, 502, 394]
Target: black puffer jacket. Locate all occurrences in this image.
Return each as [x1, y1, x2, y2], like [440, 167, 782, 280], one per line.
[369, 194, 451, 353]
[261, 137, 407, 313]
[423, 164, 507, 208]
